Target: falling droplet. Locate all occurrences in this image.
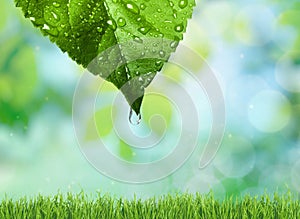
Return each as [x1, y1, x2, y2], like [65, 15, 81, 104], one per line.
[129, 108, 141, 125]
[178, 0, 188, 9]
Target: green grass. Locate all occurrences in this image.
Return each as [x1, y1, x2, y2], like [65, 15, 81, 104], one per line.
[0, 192, 299, 219]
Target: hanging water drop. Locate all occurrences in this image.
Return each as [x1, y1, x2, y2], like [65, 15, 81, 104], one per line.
[129, 108, 141, 125]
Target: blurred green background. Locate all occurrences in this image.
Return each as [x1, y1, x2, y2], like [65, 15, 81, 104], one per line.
[1, 0, 300, 199]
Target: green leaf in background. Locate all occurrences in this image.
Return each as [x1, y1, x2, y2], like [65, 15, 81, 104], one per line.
[85, 105, 115, 140]
[15, 0, 195, 114]
[143, 95, 172, 136]
[119, 140, 134, 161]
[278, 8, 300, 53]
[0, 0, 8, 31]
[0, 36, 37, 127]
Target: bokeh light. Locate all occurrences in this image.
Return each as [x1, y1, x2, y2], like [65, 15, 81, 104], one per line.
[248, 90, 291, 133]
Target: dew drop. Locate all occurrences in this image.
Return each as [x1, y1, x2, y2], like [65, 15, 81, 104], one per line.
[173, 9, 178, 18]
[129, 108, 141, 125]
[170, 40, 179, 48]
[159, 50, 165, 58]
[53, 2, 60, 7]
[97, 26, 103, 32]
[107, 19, 117, 30]
[140, 3, 146, 10]
[42, 24, 50, 30]
[117, 17, 126, 27]
[178, 0, 188, 9]
[51, 12, 59, 20]
[155, 60, 163, 67]
[136, 16, 142, 22]
[174, 23, 184, 32]
[133, 36, 143, 43]
[138, 26, 150, 35]
[126, 2, 140, 14]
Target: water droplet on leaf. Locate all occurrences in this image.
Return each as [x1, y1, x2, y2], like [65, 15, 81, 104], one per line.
[174, 23, 184, 32]
[159, 50, 165, 58]
[126, 2, 140, 14]
[140, 3, 146, 10]
[170, 40, 179, 48]
[97, 27, 103, 32]
[107, 19, 117, 30]
[52, 2, 60, 7]
[178, 0, 188, 9]
[133, 36, 143, 43]
[117, 17, 126, 27]
[138, 26, 150, 35]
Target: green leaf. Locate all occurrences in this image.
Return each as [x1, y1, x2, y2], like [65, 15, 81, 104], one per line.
[0, 0, 8, 31]
[0, 36, 38, 127]
[119, 140, 134, 161]
[85, 105, 114, 140]
[143, 94, 173, 135]
[15, 0, 195, 114]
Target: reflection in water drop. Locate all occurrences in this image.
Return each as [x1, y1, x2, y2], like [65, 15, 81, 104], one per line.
[129, 108, 141, 125]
